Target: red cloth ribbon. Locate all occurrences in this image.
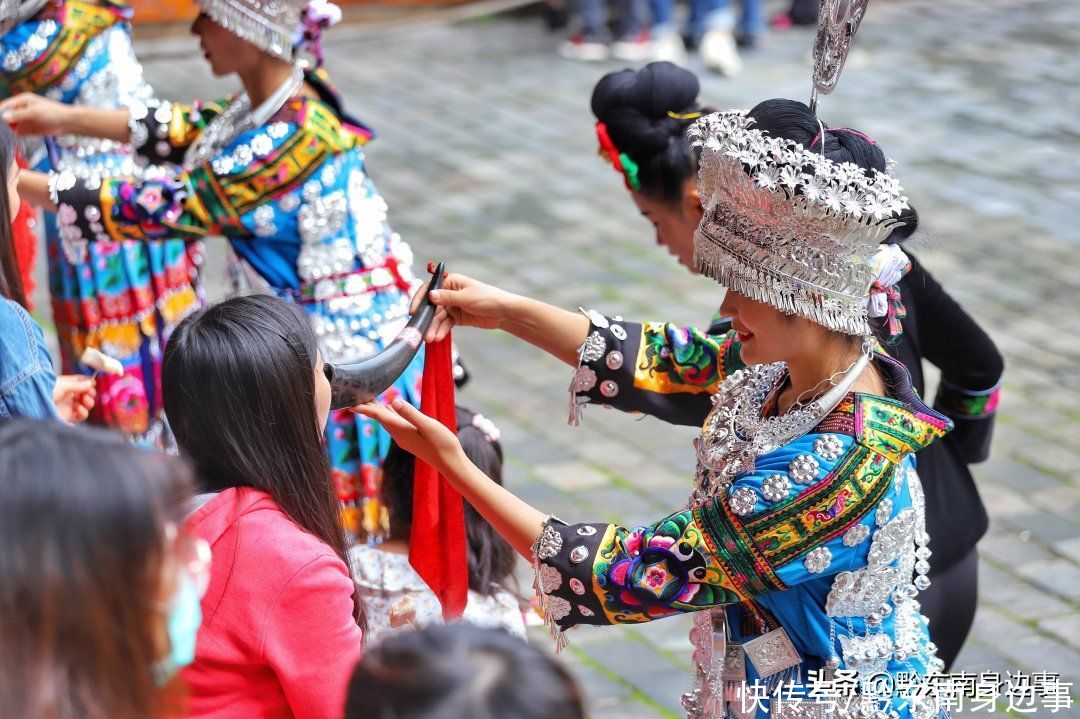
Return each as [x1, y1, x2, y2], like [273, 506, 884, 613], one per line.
[12, 153, 37, 310]
[408, 332, 468, 620]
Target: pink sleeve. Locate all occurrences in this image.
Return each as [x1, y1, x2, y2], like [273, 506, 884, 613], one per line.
[262, 553, 363, 719]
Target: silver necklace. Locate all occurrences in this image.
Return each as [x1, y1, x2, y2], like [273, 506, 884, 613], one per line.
[693, 342, 871, 504]
[183, 63, 304, 171]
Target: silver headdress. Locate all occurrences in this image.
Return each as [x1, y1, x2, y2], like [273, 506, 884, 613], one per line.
[195, 0, 341, 64]
[689, 112, 907, 336]
[688, 0, 903, 337]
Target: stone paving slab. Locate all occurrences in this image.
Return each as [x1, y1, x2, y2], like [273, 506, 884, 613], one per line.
[122, 0, 1080, 715]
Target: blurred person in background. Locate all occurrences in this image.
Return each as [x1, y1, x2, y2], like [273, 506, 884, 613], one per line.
[163, 293, 364, 719]
[558, 0, 651, 61]
[346, 625, 585, 719]
[0, 0, 202, 445]
[0, 119, 95, 420]
[590, 61, 1003, 668]
[0, 419, 204, 719]
[650, 0, 764, 74]
[5, 0, 426, 542]
[352, 405, 525, 645]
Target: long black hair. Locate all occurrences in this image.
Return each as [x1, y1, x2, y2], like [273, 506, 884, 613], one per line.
[0, 121, 27, 308]
[745, 98, 919, 241]
[162, 293, 365, 628]
[382, 405, 517, 597]
[345, 624, 585, 719]
[0, 420, 194, 719]
[590, 61, 707, 202]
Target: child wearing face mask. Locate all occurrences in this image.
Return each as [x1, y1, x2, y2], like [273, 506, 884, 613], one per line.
[0, 420, 206, 719]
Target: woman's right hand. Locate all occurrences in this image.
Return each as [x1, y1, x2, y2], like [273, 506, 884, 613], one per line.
[352, 399, 468, 478]
[411, 272, 515, 342]
[0, 93, 77, 137]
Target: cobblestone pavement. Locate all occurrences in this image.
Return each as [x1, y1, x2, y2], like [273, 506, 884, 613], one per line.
[126, 0, 1079, 715]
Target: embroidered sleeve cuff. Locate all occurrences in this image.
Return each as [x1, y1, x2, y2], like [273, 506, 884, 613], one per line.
[567, 309, 641, 425]
[933, 379, 1001, 464]
[51, 170, 109, 266]
[933, 379, 1002, 420]
[567, 311, 719, 427]
[533, 518, 612, 645]
[131, 98, 188, 164]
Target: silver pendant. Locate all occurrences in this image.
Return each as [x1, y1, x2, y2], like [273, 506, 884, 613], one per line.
[723, 643, 746, 683]
[743, 628, 802, 679]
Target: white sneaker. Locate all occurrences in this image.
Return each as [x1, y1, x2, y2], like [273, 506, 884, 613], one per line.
[611, 32, 653, 62]
[650, 33, 688, 66]
[558, 35, 610, 62]
[700, 30, 742, 77]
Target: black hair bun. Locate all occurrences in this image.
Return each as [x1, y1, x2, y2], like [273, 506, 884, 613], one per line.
[591, 61, 701, 162]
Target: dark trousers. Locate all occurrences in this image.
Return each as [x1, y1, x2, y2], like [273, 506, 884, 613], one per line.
[919, 547, 979, 671]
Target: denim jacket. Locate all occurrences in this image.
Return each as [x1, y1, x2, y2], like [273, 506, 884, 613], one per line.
[0, 297, 58, 420]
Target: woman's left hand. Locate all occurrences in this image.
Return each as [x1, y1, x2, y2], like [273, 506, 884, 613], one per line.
[352, 398, 466, 477]
[53, 374, 96, 423]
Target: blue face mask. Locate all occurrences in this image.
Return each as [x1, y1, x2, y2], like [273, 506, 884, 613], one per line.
[154, 572, 203, 685]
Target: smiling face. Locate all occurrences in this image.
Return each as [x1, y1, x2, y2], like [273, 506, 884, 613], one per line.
[190, 12, 267, 77]
[630, 179, 704, 273]
[719, 289, 828, 366]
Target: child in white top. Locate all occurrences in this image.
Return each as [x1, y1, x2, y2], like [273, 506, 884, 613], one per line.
[350, 407, 525, 645]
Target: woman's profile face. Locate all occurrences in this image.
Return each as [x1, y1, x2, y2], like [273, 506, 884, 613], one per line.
[7, 157, 20, 218]
[190, 13, 264, 78]
[719, 290, 822, 366]
[630, 180, 703, 273]
[314, 350, 331, 431]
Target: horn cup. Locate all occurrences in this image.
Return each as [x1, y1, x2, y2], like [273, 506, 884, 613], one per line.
[325, 262, 445, 410]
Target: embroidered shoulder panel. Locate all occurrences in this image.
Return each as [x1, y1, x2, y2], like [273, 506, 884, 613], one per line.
[3, 0, 122, 95]
[746, 444, 894, 567]
[855, 395, 949, 463]
[201, 100, 356, 220]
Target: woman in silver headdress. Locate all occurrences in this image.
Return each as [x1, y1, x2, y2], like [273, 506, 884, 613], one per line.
[359, 93, 958, 717]
[0, 0, 202, 446]
[589, 60, 1003, 670]
[7, 0, 425, 540]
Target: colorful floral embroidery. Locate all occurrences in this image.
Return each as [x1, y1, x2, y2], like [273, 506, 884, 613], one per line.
[633, 323, 734, 394]
[856, 395, 949, 463]
[593, 512, 742, 623]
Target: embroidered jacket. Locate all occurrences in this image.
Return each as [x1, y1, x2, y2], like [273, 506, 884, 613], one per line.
[1, 0, 200, 443]
[544, 313, 953, 719]
[50, 70, 423, 536]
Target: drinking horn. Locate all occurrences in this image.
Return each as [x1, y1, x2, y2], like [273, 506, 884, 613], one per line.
[325, 262, 445, 410]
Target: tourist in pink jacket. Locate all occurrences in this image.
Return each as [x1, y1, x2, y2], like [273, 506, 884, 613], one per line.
[163, 294, 365, 719]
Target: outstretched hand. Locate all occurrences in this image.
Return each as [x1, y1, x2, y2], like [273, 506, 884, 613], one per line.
[352, 398, 467, 477]
[1, 93, 74, 136]
[409, 272, 514, 343]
